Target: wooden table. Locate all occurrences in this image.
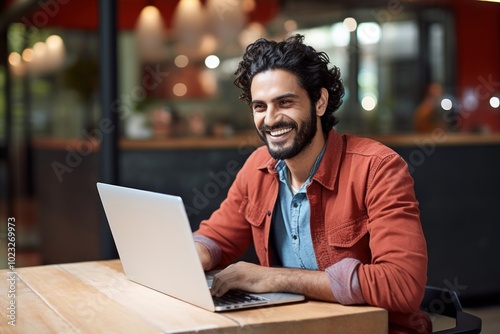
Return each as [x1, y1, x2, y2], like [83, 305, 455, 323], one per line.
[1, 260, 388, 333]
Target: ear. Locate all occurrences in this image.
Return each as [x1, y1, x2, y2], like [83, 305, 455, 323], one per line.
[315, 88, 328, 117]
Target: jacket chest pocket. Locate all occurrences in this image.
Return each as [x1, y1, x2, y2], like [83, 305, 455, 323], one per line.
[327, 215, 370, 262]
[240, 197, 267, 229]
[240, 197, 269, 264]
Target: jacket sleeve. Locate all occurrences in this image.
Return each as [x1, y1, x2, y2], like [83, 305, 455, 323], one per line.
[193, 157, 254, 268]
[358, 153, 428, 314]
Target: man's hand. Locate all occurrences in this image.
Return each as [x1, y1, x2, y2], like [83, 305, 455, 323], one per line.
[210, 262, 273, 297]
[210, 261, 337, 303]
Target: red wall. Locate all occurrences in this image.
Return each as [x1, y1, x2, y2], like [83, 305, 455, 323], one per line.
[452, 0, 500, 133]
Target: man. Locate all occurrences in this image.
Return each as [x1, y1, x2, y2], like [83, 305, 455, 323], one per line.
[194, 34, 431, 333]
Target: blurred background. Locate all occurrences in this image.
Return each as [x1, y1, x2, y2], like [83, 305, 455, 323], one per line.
[0, 0, 499, 328]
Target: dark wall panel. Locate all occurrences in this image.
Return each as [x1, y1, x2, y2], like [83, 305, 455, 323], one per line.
[394, 144, 500, 304]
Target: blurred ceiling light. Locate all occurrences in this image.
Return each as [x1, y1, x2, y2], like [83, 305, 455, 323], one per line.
[331, 22, 350, 47]
[441, 98, 453, 111]
[33, 41, 47, 57]
[174, 54, 190, 68]
[46, 34, 63, 50]
[204, 55, 220, 69]
[32, 41, 48, 74]
[490, 96, 500, 108]
[173, 83, 188, 97]
[8, 52, 22, 67]
[296, 27, 331, 50]
[343, 17, 357, 32]
[8, 52, 26, 76]
[22, 48, 34, 62]
[357, 22, 381, 44]
[477, 0, 500, 3]
[173, 0, 206, 58]
[45, 35, 66, 71]
[284, 19, 298, 32]
[361, 95, 377, 111]
[135, 5, 166, 62]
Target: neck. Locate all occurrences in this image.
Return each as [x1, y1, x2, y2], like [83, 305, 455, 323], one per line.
[285, 128, 326, 189]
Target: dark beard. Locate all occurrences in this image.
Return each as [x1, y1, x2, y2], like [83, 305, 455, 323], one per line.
[257, 105, 317, 160]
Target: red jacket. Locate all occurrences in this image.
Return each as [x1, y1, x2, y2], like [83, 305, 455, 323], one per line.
[195, 129, 431, 333]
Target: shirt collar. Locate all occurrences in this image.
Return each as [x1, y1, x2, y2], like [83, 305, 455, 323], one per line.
[312, 129, 344, 191]
[276, 140, 327, 192]
[257, 129, 345, 192]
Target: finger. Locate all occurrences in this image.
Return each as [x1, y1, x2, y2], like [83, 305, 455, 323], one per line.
[212, 268, 238, 297]
[211, 272, 223, 296]
[211, 276, 231, 297]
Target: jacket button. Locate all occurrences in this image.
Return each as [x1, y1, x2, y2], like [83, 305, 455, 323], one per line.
[267, 210, 271, 216]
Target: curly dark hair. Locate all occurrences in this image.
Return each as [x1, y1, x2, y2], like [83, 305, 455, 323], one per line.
[234, 34, 345, 132]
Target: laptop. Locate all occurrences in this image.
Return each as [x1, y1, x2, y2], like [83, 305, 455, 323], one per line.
[96, 182, 305, 312]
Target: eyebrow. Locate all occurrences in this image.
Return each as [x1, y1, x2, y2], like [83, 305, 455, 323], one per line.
[251, 93, 300, 106]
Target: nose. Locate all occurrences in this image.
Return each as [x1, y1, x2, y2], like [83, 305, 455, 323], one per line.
[264, 105, 279, 126]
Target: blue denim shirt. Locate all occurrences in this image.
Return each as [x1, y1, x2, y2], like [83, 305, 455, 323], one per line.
[272, 144, 326, 270]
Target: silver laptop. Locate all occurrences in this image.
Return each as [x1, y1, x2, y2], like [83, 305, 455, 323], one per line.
[96, 182, 305, 312]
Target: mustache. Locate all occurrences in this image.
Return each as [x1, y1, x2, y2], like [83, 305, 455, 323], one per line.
[259, 121, 298, 133]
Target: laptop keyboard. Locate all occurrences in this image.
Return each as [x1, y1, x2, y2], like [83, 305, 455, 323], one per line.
[213, 290, 269, 307]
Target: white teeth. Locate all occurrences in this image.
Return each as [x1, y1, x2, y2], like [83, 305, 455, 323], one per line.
[270, 128, 292, 136]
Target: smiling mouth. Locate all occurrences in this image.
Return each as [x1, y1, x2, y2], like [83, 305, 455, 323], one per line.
[269, 128, 293, 137]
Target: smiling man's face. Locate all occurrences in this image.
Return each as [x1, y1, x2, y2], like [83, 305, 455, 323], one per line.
[250, 69, 321, 160]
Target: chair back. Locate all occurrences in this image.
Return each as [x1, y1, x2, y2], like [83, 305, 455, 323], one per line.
[421, 285, 482, 334]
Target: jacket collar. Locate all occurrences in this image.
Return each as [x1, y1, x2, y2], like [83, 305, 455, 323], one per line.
[255, 150, 277, 174]
[312, 129, 344, 191]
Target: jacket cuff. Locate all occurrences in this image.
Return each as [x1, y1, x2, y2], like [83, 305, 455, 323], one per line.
[325, 258, 366, 305]
[193, 234, 222, 269]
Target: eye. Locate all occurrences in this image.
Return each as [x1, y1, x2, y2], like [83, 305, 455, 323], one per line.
[279, 99, 292, 107]
[252, 103, 266, 112]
